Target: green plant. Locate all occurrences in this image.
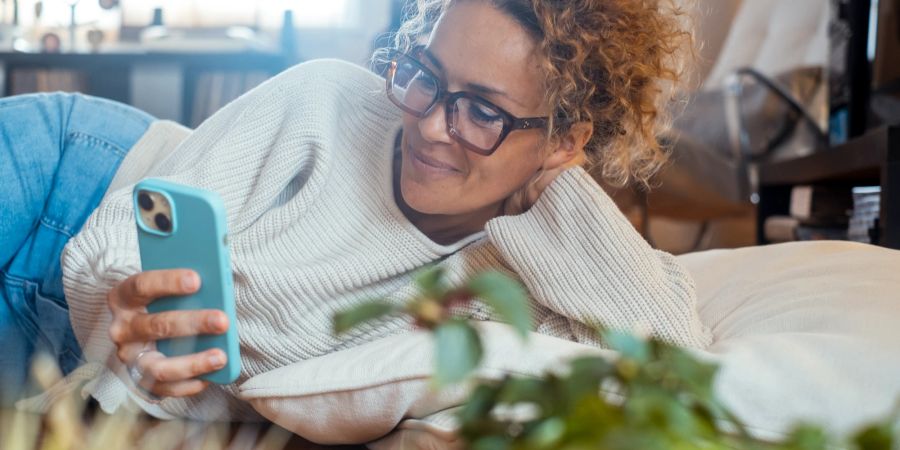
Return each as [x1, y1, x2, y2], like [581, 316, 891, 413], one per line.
[334, 266, 531, 385]
[335, 267, 900, 450]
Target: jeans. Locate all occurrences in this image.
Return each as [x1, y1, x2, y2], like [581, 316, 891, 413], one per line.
[0, 92, 154, 404]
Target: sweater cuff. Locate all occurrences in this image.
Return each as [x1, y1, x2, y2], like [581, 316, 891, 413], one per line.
[486, 166, 633, 247]
[484, 166, 712, 349]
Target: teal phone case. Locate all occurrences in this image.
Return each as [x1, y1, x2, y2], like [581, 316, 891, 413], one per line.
[133, 178, 240, 384]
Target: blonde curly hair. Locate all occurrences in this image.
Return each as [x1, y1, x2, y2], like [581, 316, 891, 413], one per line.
[378, 0, 696, 187]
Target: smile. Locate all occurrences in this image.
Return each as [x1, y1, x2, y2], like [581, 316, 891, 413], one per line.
[407, 142, 462, 175]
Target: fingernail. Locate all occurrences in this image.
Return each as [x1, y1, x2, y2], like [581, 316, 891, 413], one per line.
[181, 274, 197, 291]
[209, 353, 224, 367]
[208, 314, 224, 330]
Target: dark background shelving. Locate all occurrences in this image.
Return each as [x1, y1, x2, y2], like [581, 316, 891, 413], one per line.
[757, 124, 899, 249]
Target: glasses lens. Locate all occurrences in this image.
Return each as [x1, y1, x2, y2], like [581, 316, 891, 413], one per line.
[450, 96, 505, 152]
[390, 56, 438, 115]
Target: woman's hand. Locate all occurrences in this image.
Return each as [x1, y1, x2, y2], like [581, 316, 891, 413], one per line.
[106, 269, 229, 398]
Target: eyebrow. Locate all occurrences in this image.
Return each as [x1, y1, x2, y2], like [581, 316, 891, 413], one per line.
[422, 48, 527, 109]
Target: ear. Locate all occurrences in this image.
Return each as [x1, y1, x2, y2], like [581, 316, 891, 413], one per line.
[540, 122, 593, 171]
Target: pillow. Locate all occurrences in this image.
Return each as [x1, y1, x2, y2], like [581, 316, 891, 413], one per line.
[239, 322, 611, 445]
[367, 407, 464, 450]
[684, 241, 900, 440]
[240, 241, 900, 447]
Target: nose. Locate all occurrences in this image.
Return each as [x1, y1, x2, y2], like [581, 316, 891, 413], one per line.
[416, 102, 454, 146]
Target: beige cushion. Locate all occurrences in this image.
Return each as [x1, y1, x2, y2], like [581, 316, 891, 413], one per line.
[239, 241, 900, 447]
[239, 322, 610, 445]
[367, 407, 464, 450]
[686, 241, 900, 439]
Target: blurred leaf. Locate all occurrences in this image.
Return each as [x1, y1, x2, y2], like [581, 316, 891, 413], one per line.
[137, 420, 188, 450]
[565, 395, 620, 444]
[567, 356, 613, 401]
[434, 319, 483, 385]
[459, 384, 500, 424]
[468, 271, 532, 339]
[472, 436, 511, 450]
[853, 422, 895, 450]
[415, 265, 447, 299]
[1, 409, 40, 450]
[664, 350, 718, 401]
[497, 377, 548, 405]
[333, 301, 398, 334]
[569, 356, 614, 379]
[526, 417, 566, 449]
[604, 330, 650, 363]
[328, 270, 900, 450]
[780, 424, 830, 450]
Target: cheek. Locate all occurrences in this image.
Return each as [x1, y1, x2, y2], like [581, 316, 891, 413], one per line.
[468, 135, 548, 204]
[468, 156, 538, 200]
[399, 130, 544, 215]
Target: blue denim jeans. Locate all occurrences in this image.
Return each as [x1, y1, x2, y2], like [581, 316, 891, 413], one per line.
[0, 93, 154, 403]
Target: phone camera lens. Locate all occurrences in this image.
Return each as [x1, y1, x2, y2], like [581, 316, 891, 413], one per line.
[154, 213, 172, 232]
[138, 192, 154, 211]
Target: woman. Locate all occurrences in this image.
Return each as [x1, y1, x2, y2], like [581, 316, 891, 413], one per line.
[0, 0, 709, 417]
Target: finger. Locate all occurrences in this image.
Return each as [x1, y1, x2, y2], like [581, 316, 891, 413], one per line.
[146, 379, 211, 398]
[109, 307, 140, 346]
[139, 349, 228, 385]
[117, 270, 201, 308]
[125, 310, 229, 342]
[116, 341, 153, 366]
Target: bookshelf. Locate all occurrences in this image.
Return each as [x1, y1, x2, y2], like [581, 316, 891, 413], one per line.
[0, 50, 289, 126]
[757, 124, 899, 249]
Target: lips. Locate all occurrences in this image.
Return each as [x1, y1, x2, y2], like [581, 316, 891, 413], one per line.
[408, 142, 461, 173]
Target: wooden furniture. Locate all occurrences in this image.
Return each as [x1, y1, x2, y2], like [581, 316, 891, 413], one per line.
[756, 124, 899, 249]
[0, 50, 289, 125]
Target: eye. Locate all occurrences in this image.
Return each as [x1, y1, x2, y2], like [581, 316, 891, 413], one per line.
[410, 72, 437, 95]
[467, 102, 503, 127]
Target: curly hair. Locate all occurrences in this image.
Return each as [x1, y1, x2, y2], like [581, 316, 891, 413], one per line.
[378, 0, 696, 187]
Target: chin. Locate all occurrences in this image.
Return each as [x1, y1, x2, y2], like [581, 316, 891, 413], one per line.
[399, 175, 452, 215]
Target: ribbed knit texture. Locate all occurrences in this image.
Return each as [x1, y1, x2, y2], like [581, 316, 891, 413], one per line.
[58, 59, 711, 420]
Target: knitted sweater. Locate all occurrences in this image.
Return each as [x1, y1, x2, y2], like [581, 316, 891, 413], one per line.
[59, 59, 711, 420]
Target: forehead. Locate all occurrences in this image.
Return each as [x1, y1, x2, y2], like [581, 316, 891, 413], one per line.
[426, 1, 545, 111]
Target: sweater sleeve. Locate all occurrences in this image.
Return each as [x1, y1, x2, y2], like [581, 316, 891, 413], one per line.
[60, 60, 375, 419]
[484, 166, 712, 349]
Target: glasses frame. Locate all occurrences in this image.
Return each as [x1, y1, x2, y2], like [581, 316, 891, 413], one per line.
[386, 49, 550, 156]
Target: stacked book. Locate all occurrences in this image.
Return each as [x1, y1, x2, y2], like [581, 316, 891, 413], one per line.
[847, 186, 881, 244]
[764, 185, 852, 243]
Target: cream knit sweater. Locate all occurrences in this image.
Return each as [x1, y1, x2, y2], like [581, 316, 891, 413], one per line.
[57, 59, 711, 420]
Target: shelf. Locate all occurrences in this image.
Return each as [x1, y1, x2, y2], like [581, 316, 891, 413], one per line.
[756, 125, 899, 249]
[0, 49, 290, 126]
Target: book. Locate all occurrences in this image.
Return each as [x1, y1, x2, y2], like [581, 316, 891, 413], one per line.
[764, 216, 800, 243]
[795, 225, 847, 241]
[847, 186, 881, 243]
[789, 185, 852, 226]
[765, 215, 848, 243]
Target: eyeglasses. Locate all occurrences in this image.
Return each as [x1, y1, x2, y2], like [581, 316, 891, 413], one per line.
[385, 49, 549, 156]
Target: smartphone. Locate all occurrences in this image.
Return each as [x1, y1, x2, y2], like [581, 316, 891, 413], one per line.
[133, 178, 241, 384]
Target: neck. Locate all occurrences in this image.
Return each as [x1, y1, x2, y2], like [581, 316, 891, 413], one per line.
[391, 145, 501, 246]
